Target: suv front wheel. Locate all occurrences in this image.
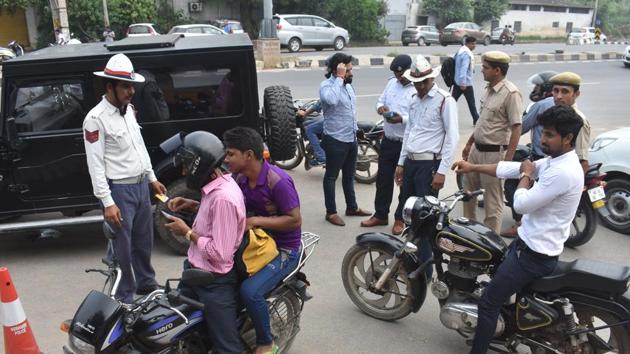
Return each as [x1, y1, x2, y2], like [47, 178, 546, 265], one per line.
[263, 85, 297, 161]
[334, 37, 345, 51]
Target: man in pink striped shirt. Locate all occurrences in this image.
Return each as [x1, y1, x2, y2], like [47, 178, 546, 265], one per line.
[164, 131, 245, 354]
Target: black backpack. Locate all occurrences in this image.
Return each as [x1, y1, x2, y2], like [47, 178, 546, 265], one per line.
[440, 56, 456, 88]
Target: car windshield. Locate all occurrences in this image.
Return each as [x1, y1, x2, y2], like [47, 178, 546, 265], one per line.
[168, 27, 182, 34]
[445, 23, 464, 29]
[231, 23, 243, 30]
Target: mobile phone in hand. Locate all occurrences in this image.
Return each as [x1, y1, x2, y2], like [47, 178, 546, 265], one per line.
[161, 210, 175, 219]
[383, 111, 398, 121]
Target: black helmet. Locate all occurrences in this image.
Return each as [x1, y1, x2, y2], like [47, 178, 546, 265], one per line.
[389, 54, 412, 72]
[175, 131, 225, 190]
[527, 71, 558, 102]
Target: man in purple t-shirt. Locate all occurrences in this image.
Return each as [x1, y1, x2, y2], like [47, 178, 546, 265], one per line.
[223, 127, 301, 354]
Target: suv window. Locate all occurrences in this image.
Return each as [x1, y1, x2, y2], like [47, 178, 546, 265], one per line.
[9, 79, 87, 133]
[129, 26, 150, 34]
[188, 27, 203, 34]
[297, 17, 313, 26]
[286, 17, 298, 26]
[122, 66, 242, 122]
[313, 18, 329, 27]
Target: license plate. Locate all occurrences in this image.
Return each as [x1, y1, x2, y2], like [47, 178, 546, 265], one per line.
[587, 186, 606, 202]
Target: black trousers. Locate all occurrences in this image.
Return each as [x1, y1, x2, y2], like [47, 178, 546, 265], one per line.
[373, 137, 404, 220]
[452, 85, 479, 125]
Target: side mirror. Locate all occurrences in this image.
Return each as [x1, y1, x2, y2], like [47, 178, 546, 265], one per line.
[5, 117, 22, 149]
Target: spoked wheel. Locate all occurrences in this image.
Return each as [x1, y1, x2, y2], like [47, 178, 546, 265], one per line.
[573, 304, 630, 353]
[341, 244, 414, 321]
[565, 199, 596, 247]
[354, 141, 379, 184]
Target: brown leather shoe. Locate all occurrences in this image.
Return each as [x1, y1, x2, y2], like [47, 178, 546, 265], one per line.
[345, 208, 371, 217]
[360, 216, 388, 227]
[500, 224, 519, 238]
[326, 213, 345, 226]
[392, 219, 405, 235]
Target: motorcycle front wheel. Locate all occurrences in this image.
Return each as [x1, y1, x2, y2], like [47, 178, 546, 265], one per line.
[355, 141, 379, 184]
[341, 244, 414, 321]
[565, 198, 596, 247]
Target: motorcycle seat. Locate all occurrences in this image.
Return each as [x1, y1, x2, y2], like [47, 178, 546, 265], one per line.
[528, 259, 630, 295]
[357, 121, 376, 132]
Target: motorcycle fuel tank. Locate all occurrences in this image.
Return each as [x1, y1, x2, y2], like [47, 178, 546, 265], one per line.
[133, 301, 204, 350]
[435, 217, 507, 263]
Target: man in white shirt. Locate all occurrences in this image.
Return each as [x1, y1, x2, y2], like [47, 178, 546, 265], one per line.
[84, 53, 167, 303]
[451, 105, 584, 354]
[361, 55, 416, 235]
[394, 55, 459, 278]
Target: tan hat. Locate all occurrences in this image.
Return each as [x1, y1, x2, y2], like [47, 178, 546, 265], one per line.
[550, 72, 582, 86]
[94, 53, 145, 83]
[402, 55, 441, 83]
[482, 51, 511, 64]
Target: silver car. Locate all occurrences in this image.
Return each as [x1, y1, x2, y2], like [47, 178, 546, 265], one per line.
[273, 14, 350, 52]
[401, 25, 439, 46]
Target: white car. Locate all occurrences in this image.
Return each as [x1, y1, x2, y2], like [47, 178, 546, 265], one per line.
[273, 14, 350, 52]
[624, 45, 630, 68]
[127, 23, 160, 37]
[589, 127, 630, 234]
[567, 27, 607, 45]
[167, 24, 225, 36]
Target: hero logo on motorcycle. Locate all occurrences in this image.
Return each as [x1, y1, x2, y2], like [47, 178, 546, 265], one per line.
[155, 322, 174, 335]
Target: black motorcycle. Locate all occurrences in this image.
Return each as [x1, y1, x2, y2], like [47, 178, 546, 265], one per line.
[272, 100, 382, 184]
[342, 190, 630, 353]
[62, 232, 320, 354]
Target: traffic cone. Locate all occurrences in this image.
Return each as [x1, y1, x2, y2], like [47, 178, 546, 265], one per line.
[1, 267, 40, 354]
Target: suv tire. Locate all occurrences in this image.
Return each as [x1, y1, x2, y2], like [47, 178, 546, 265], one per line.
[288, 37, 301, 52]
[263, 86, 297, 161]
[600, 178, 630, 234]
[154, 178, 200, 255]
[334, 37, 345, 51]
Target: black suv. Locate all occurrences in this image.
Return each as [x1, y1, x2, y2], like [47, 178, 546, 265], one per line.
[0, 34, 296, 253]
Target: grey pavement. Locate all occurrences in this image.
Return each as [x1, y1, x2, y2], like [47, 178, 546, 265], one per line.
[1, 60, 630, 353]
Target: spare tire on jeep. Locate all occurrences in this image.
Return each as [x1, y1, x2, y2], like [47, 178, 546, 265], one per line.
[263, 85, 297, 161]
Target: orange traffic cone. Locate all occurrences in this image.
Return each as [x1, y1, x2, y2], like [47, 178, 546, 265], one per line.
[1, 267, 40, 354]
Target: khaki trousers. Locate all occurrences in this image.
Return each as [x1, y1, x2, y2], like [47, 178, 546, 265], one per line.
[463, 147, 505, 233]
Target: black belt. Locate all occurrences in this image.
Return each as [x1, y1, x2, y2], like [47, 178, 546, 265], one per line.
[515, 238, 557, 260]
[384, 136, 403, 143]
[475, 143, 508, 152]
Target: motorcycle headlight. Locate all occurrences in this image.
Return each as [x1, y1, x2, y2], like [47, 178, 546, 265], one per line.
[589, 137, 617, 152]
[402, 197, 420, 225]
[69, 334, 95, 354]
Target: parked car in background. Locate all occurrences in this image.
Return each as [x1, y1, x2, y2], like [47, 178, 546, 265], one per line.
[624, 45, 630, 67]
[167, 24, 225, 36]
[211, 20, 245, 34]
[273, 14, 350, 52]
[567, 27, 607, 45]
[401, 25, 439, 46]
[439, 22, 490, 46]
[589, 127, 630, 235]
[127, 23, 160, 37]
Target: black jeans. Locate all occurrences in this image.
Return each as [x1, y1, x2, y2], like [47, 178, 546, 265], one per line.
[470, 240, 558, 354]
[182, 260, 243, 354]
[374, 137, 404, 221]
[321, 134, 358, 214]
[452, 85, 479, 125]
[402, 158, 441, 280]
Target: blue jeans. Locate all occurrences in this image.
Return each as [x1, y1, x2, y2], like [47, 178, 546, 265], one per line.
[304, 118, 325, 162]
[470, 240, 558, 353]
[240, 249, 300, 346]
[321, 134, 358, 214]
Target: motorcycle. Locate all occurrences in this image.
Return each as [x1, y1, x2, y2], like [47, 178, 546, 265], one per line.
[62, 230, 320, 354]
[456, 144, 609, 247]
[342, 190, 630, 353]
[500, 32, 515, 45]
[272, 99, 382, 184]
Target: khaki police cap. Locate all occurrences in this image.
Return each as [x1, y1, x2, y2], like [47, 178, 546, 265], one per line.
[482, 51, 511, 64]
[550, 72, 582, 86]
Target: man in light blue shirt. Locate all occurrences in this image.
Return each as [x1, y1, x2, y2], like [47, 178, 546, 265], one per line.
[452, 37, 479, 125]
[319, 53, 370, 226]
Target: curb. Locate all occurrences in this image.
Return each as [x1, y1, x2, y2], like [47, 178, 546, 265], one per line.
[264, 51, 625, 71]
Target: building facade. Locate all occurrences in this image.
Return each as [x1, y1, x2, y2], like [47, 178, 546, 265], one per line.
[497, 0, 593, 36]
[171, 0, 241, 23]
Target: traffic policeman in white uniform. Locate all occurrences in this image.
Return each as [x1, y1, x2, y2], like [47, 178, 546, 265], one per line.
[83, 53, 167, 303]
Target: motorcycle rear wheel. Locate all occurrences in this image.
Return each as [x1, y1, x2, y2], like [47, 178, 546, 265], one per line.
[565, 199, 596, 248]
[341, 244, 414, 321]
[574, 304, 630, 353]
[355, 141, 379, 184]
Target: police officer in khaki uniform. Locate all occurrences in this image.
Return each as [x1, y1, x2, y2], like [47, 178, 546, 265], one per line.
[549, 72, 591, 172]
[461, 51, 523, 233]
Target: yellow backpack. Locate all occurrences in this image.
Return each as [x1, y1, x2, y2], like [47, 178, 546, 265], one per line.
[236, 228, 279, 277]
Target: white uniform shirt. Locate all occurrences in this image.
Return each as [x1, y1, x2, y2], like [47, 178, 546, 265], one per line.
[496, 150, 583, 256]
[375, 77, 416, 140]
[83, 97, 156, 208]
[398, 84, 459, 175]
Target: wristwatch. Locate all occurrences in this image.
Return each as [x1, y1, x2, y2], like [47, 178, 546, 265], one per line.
[519, 172, 531, 181]
[184, 229, 193, 241]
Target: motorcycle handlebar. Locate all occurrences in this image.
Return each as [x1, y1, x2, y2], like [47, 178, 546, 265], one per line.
[461, 189, 484, 202]
[167, 291, 205, 310]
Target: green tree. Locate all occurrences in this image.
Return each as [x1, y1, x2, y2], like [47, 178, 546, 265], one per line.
[422, 0, 473, 28]
[473, 0, 510, 24]
[0, 0, 33, 14]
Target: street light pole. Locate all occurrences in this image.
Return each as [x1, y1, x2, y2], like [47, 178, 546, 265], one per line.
[592, 0, 599, 27]
[260, 0, 276, 38]
[103, 0, 110, 27]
